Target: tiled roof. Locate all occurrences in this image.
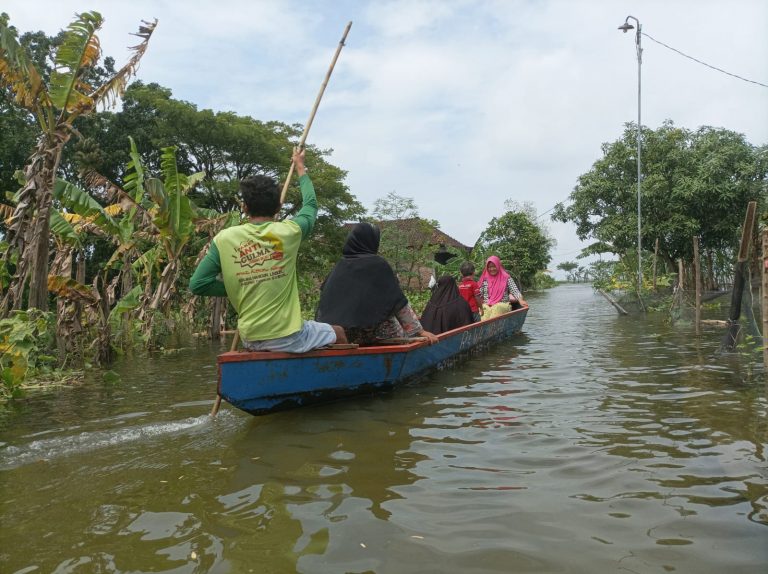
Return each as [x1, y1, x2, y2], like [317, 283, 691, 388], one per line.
[343, 218, 473, 252]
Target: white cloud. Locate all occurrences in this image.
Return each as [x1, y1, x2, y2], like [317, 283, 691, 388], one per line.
[3, 0, 767, 277]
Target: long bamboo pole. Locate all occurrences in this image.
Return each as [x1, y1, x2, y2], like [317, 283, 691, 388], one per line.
[209, 331, 239, 417]
[598, 288, 629, 315]
[279, 21, 353, 204]
[211, 22, 353, 417]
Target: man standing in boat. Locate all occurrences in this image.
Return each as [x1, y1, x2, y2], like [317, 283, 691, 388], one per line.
[189, 147, 347, 352]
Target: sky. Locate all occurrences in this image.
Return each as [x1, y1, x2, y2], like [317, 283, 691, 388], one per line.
[3, 0, 767, 277]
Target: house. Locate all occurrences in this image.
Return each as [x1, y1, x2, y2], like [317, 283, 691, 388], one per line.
[345, 218, 473, 290]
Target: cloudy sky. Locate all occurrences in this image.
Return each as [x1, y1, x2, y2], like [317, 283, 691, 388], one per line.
[4, 0, 767, 275]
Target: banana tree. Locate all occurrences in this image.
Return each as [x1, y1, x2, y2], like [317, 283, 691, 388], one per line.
[183, 206, 241, 338]
[137, 146, 204, 326]
[53, 140, 222, 348]
[48, 185, 124, 362]
[0, 11, 156, 314]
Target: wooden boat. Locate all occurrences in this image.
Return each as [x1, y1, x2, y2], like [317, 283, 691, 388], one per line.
[216, 306, 528, 416]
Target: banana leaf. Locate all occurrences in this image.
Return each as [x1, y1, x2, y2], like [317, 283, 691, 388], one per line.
[49, 11, 103, 112]
[47, 275, 98, 305]
[109, 285, 143, 330]
[53, 178, 119, 236]
[49, 209, 82, 246]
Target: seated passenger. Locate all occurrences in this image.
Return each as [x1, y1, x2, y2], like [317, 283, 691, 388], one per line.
[479, 255, 527, 320]
[458, 261, 483, 322]
[316, 222, 439, 346]
[420, 275, 474, 334]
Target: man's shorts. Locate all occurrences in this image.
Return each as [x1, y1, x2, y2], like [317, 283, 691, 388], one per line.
[242, 320, 336, 353]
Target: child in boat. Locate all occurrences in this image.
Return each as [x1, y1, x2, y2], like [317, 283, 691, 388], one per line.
[315, 222, 439, 346]
[189, 147, 347, 352]
[458, 261, 483, 322]
[479, 255, 527, 320]
[421, 275, 474, 334]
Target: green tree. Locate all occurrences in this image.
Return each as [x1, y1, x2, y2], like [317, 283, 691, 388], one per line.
[0, 90, 35, 198]
[72, 81, 364, 286]
[372, 192, 438, 289]
[0, 30, 62, 230]
[475, 204, 555, 289]
[0, 11, 156, 313]
[553, 121, 766, 283]
[557, 260, 578, 282]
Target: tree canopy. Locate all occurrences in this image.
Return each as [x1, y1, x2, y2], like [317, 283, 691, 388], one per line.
[70, 81, 365, 283]
[0, 11, 156, 312]
[475, 202, 555, 289]
[553, 121, 767, 272]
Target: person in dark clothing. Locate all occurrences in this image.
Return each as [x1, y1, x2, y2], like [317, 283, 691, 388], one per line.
[420, 275, 474, 334]
[316, 222, 438, 346]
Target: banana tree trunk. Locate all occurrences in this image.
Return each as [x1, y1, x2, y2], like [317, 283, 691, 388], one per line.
[121, 257, 134, 296]
[2, 135, 68, 315]
[51, 246, 75, 362]
[76, 250, 87, 284]
[149, 259, 180, 312]
[93, 274, 114, 364]
[139, 258, 181, 340]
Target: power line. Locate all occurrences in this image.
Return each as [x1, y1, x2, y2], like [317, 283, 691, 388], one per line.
[642, 32, 768, 89]
[536, 205, 557, 220]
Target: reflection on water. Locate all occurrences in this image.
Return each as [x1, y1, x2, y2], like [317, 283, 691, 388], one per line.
[0, 284, 766, 573]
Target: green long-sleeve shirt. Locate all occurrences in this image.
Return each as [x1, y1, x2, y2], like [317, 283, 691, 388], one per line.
[189, 174, 317, 298]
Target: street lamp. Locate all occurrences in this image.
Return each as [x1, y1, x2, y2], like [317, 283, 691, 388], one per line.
[619, 15, 643, 297]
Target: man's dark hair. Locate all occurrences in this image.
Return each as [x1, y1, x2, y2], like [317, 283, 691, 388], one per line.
[460, 261, 475, 277]
[240, 175, 280, 217]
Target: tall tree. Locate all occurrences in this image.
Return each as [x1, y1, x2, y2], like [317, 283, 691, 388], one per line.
[72, 81, 364, 283]
[475, 205, 555, 289]
[553, 121, 766, 275]
[372, 192, 438, 289]
[0, 11, 156, 313]
[557, 261, 578, 282]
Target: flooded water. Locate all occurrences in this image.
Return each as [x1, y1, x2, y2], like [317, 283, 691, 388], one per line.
[1, 284, 766, 573]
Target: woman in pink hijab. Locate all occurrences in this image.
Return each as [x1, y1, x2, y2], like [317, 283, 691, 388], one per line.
[478, 255, 527, 319]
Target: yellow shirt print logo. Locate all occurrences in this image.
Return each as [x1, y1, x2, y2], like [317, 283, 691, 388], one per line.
[234, 234, 284, 269]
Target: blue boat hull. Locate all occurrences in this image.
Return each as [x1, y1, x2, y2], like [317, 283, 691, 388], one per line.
[217, 306, 527, 415]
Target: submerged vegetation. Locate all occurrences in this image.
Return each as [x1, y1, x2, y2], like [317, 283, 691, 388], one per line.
[0, 12, 554, 397]
[1, 12, 765, 398]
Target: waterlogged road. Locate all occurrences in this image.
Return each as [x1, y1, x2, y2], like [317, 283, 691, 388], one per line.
[1, 284, 766, 573]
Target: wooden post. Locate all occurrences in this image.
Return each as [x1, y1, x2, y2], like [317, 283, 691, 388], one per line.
[722, 201, 757, 351]
[598, 288, 629, 315]
[652, 238, 659, 291]
[678, 259, 684, 290]
[210, 297, 223, 340]
[693, 236, 701, 336]
[762, 228, 768, 369]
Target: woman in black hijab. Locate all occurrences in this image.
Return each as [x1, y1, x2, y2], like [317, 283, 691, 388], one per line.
[316, 222, 438, 346]
[420, 275, 474, 334]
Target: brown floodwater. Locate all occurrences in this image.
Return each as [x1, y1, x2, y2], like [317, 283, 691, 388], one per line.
[0, 284, 766, 573]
